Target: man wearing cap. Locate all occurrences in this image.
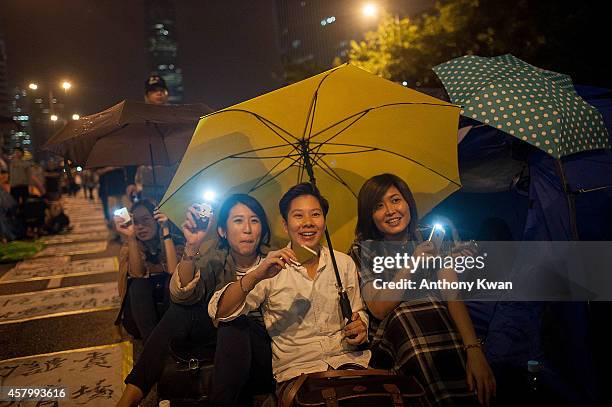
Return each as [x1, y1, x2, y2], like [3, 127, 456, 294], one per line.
[144, 75, 169, 105]
[125, 75, 177, 204]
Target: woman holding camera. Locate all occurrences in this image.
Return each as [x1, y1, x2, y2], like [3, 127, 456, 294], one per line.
[350, 173, 496, 407]
[115, 199, 182, 342]
[117, 194, 274, 407]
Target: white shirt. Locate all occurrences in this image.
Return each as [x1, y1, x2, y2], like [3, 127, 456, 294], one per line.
[208, 246, 371, 383]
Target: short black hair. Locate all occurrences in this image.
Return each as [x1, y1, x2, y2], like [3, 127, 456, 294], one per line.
[216, 194, 270, 252]
[278, 182, 329, 221]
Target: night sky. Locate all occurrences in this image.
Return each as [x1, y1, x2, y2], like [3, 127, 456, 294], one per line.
[0, 0, 284, 115]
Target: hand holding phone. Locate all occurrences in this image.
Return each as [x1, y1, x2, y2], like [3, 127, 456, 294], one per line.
[113, 207, 134, 238]
[192, 202, 213, 231]
[114, 207, 132, 227]
[290, 244, 318, 266]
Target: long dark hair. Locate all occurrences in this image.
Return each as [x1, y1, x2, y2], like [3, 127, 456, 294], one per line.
[130, 198, 159, 240]
[355, 173, 419, 241]
[216, 194, 271, 253]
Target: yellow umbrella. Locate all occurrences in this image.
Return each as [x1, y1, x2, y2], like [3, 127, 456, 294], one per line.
[159, 64, 461, 252]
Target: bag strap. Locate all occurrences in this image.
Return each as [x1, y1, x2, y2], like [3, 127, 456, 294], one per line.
[279, 369, 394, 407]
[302, 369, 393, 380]
[321, 388, 338, 407]
[280, 374, 309, 407]
[383, 383, 405, 407]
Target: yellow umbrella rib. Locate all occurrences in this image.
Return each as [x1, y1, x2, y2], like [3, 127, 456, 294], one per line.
[311, 155, 359, 198]
[159, 143, 293, 206]
[302, 64, 347, 142]
[311, 101, 459, 146]
[321, 142, 461, 188]
[248, 157, 304, 193]
[203, 108, 300, 145]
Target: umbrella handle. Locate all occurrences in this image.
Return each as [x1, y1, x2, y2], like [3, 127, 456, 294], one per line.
[339, 290, 353, 322]
[324, 227, 353, 321]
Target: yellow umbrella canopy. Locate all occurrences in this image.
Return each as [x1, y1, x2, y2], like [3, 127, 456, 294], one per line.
[160, 64, 461, 251]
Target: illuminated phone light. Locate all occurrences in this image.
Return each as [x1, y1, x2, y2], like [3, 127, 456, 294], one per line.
[113, 209, 123, 216]
[203, 189, 216, 202]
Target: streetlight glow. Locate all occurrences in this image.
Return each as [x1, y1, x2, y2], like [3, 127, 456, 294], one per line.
[50, 115, 59, 122]
[362, 3, 378, 18]
[72, 114, 80, 120]
[28, 83, 38, 90]
[61, 81, 72, 91]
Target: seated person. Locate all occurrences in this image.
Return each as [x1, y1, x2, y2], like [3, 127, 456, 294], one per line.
[210, 183, 369, 399]
[349, 173, 495, 407]
[115, 199, 183, 342]
[117, 194, 273, 407]
[44, 198, 69, 234]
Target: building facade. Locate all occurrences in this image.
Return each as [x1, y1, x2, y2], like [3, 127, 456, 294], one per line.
[146, 0, 184, 103]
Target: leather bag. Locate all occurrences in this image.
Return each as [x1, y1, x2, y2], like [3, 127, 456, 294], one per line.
[279, 369, 427, 407]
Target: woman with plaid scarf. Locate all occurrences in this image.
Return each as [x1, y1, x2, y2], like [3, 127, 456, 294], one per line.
[349, 173, 496, 407]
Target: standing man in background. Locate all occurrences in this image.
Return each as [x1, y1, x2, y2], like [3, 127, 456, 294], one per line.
[126, 75, 177, 204]
[9, 147, 31, 206]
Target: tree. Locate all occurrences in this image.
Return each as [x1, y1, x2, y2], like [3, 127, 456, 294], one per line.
[347, 0, 609, 87]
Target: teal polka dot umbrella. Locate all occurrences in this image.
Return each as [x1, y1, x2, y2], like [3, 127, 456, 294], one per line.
[433, 54, 610, 158]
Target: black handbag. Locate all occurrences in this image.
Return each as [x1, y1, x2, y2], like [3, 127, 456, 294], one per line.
[279, 369, 428, 407]
[157, 338, 216, 406]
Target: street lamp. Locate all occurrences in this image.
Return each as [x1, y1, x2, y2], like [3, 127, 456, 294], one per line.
[362, 3, 379, 18]
[28, 83, 38, 90]
[72, 114, 80, 120]
[61, 81, 72, 91]
[50, 115, 59, 122]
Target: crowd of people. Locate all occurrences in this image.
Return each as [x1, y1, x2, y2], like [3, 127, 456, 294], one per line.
[114, 176, 496, 407]
[3, 75, 498, 406]
[0, 148, 73, 242]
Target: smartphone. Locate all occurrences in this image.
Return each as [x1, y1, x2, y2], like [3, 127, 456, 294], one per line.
[114, 207, 132, 226]
[292, 244, 318, 265]
[427, 224, 446, 250]
[192, 202, 213, 230]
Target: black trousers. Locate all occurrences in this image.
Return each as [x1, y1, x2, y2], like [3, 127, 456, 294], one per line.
[126, 278, 165, 342]
[10, 185, 29, 206]
[210, 315, 275, 406]
[125, 301, 216, 397]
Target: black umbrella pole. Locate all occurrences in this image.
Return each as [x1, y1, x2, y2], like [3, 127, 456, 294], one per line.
[302, 143, 353, 321]
[149, 143, 158, 186]
[324, 224, 353, 322]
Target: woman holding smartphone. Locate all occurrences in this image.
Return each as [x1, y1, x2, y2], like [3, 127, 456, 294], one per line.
[349, 173, 496, 407]
[115, 199, 182, 342]
[117, 194, 274, 407]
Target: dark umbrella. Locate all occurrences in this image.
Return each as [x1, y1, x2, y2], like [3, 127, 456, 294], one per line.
[43, 100, 213, 181]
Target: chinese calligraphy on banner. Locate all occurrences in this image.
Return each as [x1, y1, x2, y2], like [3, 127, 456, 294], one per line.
[0, 342, 132, 406]
[1, 258, 118, 284]
[34, 243, 108, 258]
[0, 283, 120, 325]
